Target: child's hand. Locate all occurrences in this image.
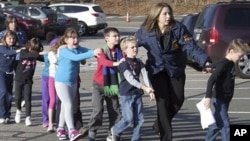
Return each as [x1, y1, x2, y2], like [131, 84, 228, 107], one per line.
[39, 51, 48, 55]
[119, 58, 125, 64]
[94, 48, 102, 57]
[202, 62, 212, 73]
[59, 45, 67, 48]
[204, 98, 211, 109]
[149, 92, 155, 101]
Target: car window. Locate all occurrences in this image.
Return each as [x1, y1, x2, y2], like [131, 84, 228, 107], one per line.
[14, 7, 26, 15]
[224, 8, 250, 27]
[29, 8, 40, 16]
[92, 6, 104, 13]
[63, 6, 89, 13]
[41, 7, 55, 15]
[195, 6, 216, 28]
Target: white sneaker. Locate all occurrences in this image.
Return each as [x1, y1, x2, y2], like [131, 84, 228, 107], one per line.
[21, 100, 25, 107]
[5, 118, 10, 124]
[0, 118, 4, 124]
[25, 116, 32, 126]
[15, 110, 21, 123]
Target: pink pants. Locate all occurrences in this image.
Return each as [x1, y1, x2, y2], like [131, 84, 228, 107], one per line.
[48, 77, 57, 109]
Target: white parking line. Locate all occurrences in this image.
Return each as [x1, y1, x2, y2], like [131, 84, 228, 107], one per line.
[185, 87, 250, 90]
[187, 98, 250, 100]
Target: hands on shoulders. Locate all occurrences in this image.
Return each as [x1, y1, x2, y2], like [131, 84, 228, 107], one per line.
[94, 48, 102, 57]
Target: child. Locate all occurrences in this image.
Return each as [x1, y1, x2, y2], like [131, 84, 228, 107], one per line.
[54, 27, 101, 141]
[0, 30, 23, 124]
[111, 36, 155, 141]
[14, 37, 47, 126]
[204, 38, 250, 141]
[41, 32, 57, 128]
[87, 27, 124, 141]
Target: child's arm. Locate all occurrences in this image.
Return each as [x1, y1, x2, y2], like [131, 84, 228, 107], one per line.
[59, 47, 101, 61]
[0, 45, 20, 55]
[140, 66, 155, 101]
[19, 50, 39, 59]
[204, 63, 224, 109]
[97, 52, 125, 67]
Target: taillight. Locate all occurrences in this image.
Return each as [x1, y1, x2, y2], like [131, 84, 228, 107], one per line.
[43, 18, 49, 24]
[65, 19, 72, 25]
[91, 13, 99, 17]
[209, 28, 218, 45]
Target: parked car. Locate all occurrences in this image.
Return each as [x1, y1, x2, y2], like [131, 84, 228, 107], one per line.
[193, 1, 250, 78]
[56, 12, 79, 35]
[181, 13, 201, 71]
[0, 2, 12, 8]
[1, 10, 45, 39]
[49, 3, 107, 36]
[2, 4, 59, 38]
[181, 13, 199, 36]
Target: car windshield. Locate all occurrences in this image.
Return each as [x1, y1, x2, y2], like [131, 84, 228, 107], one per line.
[195, 6, 216, 28]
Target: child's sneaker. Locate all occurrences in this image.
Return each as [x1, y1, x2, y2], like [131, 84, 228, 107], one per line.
[15, 110, 21, 123]
[69, 129, 83, 141]
[57, 128, 68, 140]
[5, 118, 10, 124]
[111, 127, 121, 141]
[106, 134, 112, 141]
[25, 116, 32, 126]
[42, 123, 49, 128]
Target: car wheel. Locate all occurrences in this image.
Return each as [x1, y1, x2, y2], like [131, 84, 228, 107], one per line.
[78, 21, 88, 36]
[88, 30, 98, 36]
[235, 53, 250, 79]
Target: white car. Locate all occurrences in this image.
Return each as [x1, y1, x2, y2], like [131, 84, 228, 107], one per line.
[49, 3, 107, 36]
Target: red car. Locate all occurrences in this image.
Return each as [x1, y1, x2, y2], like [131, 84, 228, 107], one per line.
[1, 10, 45, 39]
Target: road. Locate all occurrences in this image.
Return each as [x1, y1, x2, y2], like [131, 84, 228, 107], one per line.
[0, 16, 250, 141]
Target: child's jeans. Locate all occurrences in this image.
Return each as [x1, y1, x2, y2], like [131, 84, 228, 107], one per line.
[205, 98, 230, 141]
[112, 94, 144, 141]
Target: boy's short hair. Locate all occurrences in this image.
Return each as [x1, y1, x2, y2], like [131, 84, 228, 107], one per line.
[103, 27, 119, 37]
[228, 38, 250, 53]
[120, 36, 138, 53]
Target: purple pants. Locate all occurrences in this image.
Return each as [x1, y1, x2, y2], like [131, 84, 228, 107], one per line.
[41, 75, 49, 124]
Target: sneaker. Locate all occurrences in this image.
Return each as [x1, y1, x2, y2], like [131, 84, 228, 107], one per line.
[15, 110, 21, 123]
[69, 129, 83, 141]
[0, 118, 4, 124]
[47, 125, 55, 133]
[111, 127, 121, 141]
[57, 128, 68, 140]
[42, 123, 49, 128]
[25, 116, 32, 126]
[21, 100, 25, 107]
[106, 134, 112, 141]
[5, 118, 10, 124]
[79, 127, 88, 137]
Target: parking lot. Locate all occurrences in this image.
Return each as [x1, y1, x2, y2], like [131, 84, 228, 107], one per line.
[0, 16, 250, 141]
